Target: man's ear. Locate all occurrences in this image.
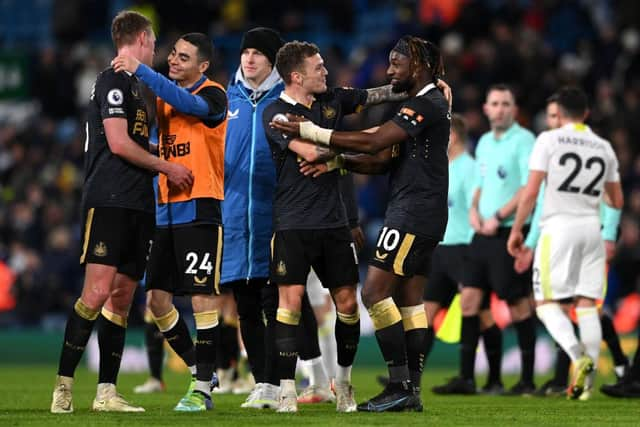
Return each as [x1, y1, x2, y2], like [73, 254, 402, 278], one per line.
[199, 61, 210, 74]
[139, 30, 148, 46]
[291, 71, 303, 86]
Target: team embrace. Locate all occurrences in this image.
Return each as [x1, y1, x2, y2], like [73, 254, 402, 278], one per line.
[50, 9, 638, 417]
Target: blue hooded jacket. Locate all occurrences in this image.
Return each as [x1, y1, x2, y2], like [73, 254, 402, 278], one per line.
[221, 67, 284, 284]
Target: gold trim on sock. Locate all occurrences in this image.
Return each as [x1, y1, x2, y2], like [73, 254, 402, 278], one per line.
[276, 308, 301, 326]
[101, 307, 127, 328]
[367, 297, 402, 330]
[74, 298, 99, 321]
[194, 310, 219, 330]
[153, 306, 179, 333]
[143, 309, 154, 324]
[337, 309, 360, 325]
[399, 305, 427, 330]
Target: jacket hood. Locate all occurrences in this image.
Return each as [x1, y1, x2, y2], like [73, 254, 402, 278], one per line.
[232, 66, 283, 102]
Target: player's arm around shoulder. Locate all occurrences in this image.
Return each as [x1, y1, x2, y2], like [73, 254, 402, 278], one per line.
[103, 119, 193, 191]
[196, 85, 228, 128]
[288, 138, 338, 163]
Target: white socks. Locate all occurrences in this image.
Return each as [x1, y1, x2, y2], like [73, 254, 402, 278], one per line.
[536, 303, 582, 361]
[306, 356, 330, 388]
[576, 306, 602, 366]
[318, 312, 337, 379]
[335, 365, 352, 384]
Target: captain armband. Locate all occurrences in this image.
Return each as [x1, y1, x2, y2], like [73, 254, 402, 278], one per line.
[299, 121, 333, 146]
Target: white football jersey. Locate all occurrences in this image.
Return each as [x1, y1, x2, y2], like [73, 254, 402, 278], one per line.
[529, 123, 620, 226]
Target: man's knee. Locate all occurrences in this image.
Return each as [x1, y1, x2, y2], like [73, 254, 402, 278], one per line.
[148, 290, 173, 317]
[331, 285, 358, 314]
[478, 309, 495, 330]
[360, 284, 378, 308]
[424, 302, 440, 325]
[508, 297, 533, 321]
[191, 293, 217, 313]
[81, 263, 118, 309]
[278, 284, 304, 311]
[460, 287, 483, 316]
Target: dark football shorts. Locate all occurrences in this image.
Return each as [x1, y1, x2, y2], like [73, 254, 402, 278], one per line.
[369, 226, 438, 277]
[80, 207, 154, 281]
[423, 244, 467, 305]
[423, 244, 491, 309]
[463, 226, 532, 304]
[270, 227, 359, 288]
[145, 224, 223, 296]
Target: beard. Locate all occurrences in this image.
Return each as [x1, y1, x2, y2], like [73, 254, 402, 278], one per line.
[391, 77, 414, 93]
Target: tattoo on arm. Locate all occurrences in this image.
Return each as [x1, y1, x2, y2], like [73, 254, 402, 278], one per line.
[365, 84, 408, 106]
[315, 145, 337, 163]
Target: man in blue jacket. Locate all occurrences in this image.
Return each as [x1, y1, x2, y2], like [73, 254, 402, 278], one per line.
[221, 27, 285, 409]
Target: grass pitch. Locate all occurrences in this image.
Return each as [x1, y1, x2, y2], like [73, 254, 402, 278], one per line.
[0, 365, 637, 426]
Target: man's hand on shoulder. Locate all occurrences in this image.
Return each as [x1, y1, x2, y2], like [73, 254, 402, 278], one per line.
[111, 54, 141, 74]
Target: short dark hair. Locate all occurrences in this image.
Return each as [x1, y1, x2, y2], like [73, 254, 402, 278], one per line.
[555, 86, 588, 118]
[546, 92, 559, 106]
[450, 113, 467, 141]
[486, 83, 516, 102]
[180, 32, 214, 64]
[275, 41, 320, 85]
[111, 10, 152, 49]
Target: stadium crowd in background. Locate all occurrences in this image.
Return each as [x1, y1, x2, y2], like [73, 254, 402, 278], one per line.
[0, 1, 638, 364]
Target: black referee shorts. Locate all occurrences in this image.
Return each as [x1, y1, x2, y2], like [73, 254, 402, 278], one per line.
[463, 226, 532, 304]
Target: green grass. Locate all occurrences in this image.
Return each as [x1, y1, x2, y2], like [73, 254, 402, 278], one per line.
[0, 365, 637, 426]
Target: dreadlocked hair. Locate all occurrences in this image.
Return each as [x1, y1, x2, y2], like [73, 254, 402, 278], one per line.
[405, 36, 445, 82]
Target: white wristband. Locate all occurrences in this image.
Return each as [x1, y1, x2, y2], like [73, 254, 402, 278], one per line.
[300, 121, 333, 146]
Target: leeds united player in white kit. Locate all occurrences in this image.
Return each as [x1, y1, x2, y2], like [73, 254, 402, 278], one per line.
[507, 87, 623, 400]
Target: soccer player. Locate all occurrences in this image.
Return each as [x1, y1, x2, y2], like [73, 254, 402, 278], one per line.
[51, 11, 193, 414]
[272, 35, 450, 412]
[264, 40, 409, 413]
[112, 32, 228, 411]
[297, 175, 364, 405]
[455, 84, 537, 396]
[428, 115, 504, 395]
[507, 86, 624, 400]
[221, 27, 284, 409]
[521, 94, 629, 397]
